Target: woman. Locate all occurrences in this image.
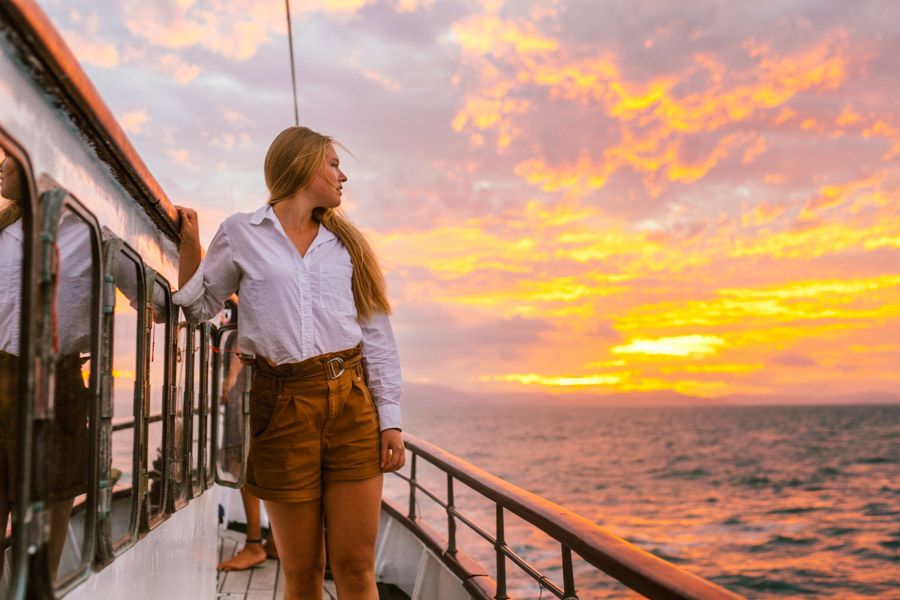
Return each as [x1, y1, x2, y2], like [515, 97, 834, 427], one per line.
[174, 126, 404, 600]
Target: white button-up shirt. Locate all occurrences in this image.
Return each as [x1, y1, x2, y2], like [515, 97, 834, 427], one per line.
[172, 204, 402, 431]
[1, 212, 94, 356]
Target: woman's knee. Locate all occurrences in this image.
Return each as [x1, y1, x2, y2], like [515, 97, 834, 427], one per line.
[282, 548, 325, 578]
[282, 560, 326, 589]
[330, 554, 374, 585]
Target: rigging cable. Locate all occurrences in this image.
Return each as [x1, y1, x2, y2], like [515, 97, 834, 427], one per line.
[284, 0, 300, 125]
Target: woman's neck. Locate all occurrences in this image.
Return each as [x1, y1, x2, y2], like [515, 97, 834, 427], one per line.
[272, 197, 318, 235]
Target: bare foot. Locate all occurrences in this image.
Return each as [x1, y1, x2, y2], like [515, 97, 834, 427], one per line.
[217, 542, 267, 571]
[264, 538, 279, 560]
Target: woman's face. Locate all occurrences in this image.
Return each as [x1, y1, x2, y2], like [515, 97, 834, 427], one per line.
[308, 144, 347, 209]
[0, 156, 23, 202]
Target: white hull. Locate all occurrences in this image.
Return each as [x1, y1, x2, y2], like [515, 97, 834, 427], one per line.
[66, 491, 218, 600]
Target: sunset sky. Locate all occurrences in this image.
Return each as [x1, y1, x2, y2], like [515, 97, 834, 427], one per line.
[40, 0, 900, 401]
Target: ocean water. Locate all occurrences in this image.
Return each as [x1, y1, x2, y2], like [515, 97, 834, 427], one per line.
[382, 403, 899, 599]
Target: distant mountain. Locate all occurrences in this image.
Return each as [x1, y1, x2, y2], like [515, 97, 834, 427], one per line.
[403, 383, 900, 407]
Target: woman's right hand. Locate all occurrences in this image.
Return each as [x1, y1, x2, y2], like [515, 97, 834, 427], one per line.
[176, 205, 201, 247]
[175, 205, 203, 288]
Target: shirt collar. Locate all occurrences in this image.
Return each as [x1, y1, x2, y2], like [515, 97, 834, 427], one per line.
[2, 218, 23, 241]
[248, 204, 272, 225]
[249, 204, 338, 245]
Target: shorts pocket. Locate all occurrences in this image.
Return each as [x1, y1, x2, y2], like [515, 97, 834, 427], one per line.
[351, 375, 378, 418]
[249, 381, 282, 439]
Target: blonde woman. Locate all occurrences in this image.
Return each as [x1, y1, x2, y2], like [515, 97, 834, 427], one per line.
[174, 126, 404, 600]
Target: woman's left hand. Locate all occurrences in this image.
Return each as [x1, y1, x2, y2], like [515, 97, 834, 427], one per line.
[380, 429, 405, 472]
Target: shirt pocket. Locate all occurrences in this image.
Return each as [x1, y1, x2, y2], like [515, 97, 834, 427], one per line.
[318, 264, 356, 315]
[0, 262, 20, 301]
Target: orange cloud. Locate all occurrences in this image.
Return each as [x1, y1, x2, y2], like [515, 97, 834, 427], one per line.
[612, 335, 726, 358]
[118, 110, 148, 134]
[451, 27, 858, 194]
[62, 29, 119, 67]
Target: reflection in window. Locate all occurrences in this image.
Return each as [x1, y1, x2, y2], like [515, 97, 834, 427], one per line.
[0, 148, 26, 596]
[216, 328, 244, 485]
[47, 206, 96, 588]
[191, 327, 203, 491]
[109, 252, 141, 547]
[146, 281, 169, 522]
[172, 321, 189, 507]
[206, 333, 216, 487]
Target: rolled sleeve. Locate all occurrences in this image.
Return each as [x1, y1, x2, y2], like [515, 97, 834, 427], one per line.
[360, 311, 402, 431]
[172, 220, 240, 323]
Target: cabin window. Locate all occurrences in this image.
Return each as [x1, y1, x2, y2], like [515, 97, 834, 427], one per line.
[44, 200, 101, 592]
[145, 278, 172, 527]
[107, 246, 143, 552]
[214, 324, 246, 486]
[205, 324, 217, 489]
[172, 319, 190, 509]
[191, 324, 207, 494]
[0, 142, 34, 600]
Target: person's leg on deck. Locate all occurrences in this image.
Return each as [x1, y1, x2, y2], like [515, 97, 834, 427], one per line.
[264, 498, 325, 600]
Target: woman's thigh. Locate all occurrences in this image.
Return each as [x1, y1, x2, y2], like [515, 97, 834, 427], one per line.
[264, 498, 325, 572]
[323, 475, 383, 564]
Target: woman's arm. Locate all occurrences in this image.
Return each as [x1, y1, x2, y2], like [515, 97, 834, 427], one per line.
[360, 311, 404, 471]
[172, 207, 240, 323]
[177, 206, 202, 287]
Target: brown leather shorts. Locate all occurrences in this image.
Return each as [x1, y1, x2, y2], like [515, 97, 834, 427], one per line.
[244, 346, 382, 503]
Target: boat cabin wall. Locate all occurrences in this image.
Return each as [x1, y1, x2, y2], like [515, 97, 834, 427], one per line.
[0, 34, 179, 283]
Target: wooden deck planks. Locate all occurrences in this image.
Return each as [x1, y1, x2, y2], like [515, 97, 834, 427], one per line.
[218, 528, 355, 600]
[247, 558, 279, 591]
[217, 528, 284, 600]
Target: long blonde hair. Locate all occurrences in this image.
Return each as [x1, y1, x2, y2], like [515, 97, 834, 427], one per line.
[0, 199, 21, 230]
[264, 126, 391, 320]
[0, 154, 23, 229]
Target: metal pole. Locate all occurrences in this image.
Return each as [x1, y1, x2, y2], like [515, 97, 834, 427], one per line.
[284, 0, 300, 125]
[408, 453, 417, 519]
[562, 545, 578, 599]
[495, 505, 509, 600]
[447, 474, 457, 554]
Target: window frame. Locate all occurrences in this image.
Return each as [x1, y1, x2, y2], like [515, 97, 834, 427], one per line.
[33, 187, 103, 597]
[141, 270, 174, 532]
[211, 322, 249, 488]
[204, 323, 217, 490]
[97, 237, 145, 561]
[191, 322, 210, 497]
[0, 130, 39, 600]
[170, 318, 191, 512]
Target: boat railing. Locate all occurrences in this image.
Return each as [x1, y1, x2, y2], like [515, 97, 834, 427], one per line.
[111, 412, 163, 432]
[394, 433, 741, 600]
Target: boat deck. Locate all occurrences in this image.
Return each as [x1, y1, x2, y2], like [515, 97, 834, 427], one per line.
[216, 528, 338, 600]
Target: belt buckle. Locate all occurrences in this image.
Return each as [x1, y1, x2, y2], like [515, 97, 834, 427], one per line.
[325, 357, 345, 380]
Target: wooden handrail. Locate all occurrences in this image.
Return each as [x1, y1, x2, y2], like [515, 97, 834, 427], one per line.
[402, 433, 743, 600]
[1, 0, 181, 239]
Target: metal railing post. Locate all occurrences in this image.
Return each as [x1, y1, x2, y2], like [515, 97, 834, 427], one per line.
[407, 453, 417, 520]
[447, 474, 457, 554]
[495, 505, 509, 600]
[562, 545, 577, 599]
[393, 434, 744, 600]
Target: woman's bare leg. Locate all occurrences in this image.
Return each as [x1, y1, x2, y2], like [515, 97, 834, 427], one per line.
[47, 497, 75, 577]
[218, 488, 267, 571]
[265, 526, 278, 559]
[323, 476, 383, 600]
[264, 498, 325, 600]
